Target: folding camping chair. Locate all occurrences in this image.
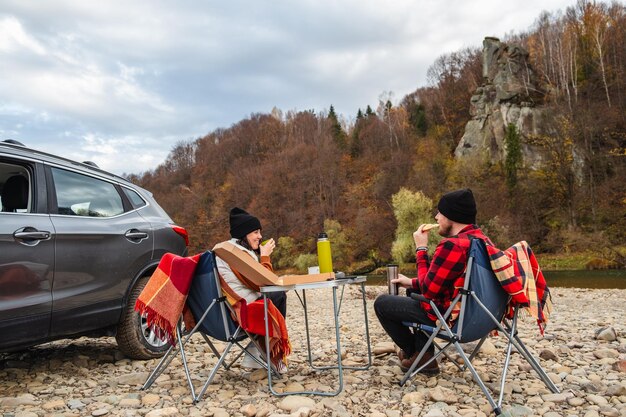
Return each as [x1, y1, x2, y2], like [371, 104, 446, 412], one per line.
[400, 238, 559, 415]
[142, 250, 277, 403]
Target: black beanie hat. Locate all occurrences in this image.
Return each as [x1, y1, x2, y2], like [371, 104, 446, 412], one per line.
[437, 188, 477, 224]
[229, 207, 262, 239]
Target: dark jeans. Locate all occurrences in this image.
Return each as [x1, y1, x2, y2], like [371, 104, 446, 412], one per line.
[263, 291, 287, 318]
[374, 290, 436, 356]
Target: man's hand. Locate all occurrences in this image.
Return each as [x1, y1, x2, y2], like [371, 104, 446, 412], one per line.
[413, 224, 430, 248]
[392, 273, 413, 288]
[259, 238, 275, 257]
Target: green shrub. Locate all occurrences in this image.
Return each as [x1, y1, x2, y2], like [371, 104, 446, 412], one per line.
[272, 236, 296, 269]
[390, 188, 440, 263]
[323, 218, 350, 269]
[293, 253, 318, 273]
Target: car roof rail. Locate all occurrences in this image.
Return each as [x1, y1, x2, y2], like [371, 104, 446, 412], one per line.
[1, 140, 128, 183]
[2, 139, 26, 146]
[82, 161, 100, 168]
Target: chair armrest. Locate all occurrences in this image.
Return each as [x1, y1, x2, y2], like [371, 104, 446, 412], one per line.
[410, 293, 446, 319]
[410, 293, 429, 303]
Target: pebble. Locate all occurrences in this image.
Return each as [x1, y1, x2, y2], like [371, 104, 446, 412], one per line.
[278, 395, 316, 412]
[67, 398, 86, 409]
[429, 386, 458, 403]
[587, 393, 609, 405]
[42, 399, 65, 410]
[241, 403, 256, 416]
[595, 326, 617, 341]
[15, 412, 38, 417]
[145, 407, 179, 417]
[0, 287, 623, 417]
[142, 393, 160, 406]
[567, 397, 585, 406]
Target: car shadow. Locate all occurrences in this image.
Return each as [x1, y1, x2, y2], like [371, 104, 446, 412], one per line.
[0, 337, 124, 371]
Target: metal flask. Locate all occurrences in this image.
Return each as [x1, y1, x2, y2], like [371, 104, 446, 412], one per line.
[387, 264, 399, 295]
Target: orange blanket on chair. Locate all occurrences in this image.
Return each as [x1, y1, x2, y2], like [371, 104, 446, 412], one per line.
[488, 241, 552, 334]
[219, 271, 291, 363]
[134, 253, 201, 345]
[239, 299, 291, 362]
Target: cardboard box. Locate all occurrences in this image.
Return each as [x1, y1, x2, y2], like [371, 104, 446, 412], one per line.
[213, 241, 334, 286]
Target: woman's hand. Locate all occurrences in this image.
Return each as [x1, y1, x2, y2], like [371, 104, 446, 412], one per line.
[259, 238, 275, 257]
[391, 273, 414, 288]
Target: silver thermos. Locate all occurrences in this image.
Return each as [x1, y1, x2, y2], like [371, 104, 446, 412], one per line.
[387, 264, 399, 295]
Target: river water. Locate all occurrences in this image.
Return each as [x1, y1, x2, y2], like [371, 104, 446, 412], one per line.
[367, 269, 626, 289]
[543, 269, 626, 289]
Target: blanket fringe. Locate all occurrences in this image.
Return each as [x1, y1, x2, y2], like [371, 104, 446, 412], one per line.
[134, 299, 175, 346]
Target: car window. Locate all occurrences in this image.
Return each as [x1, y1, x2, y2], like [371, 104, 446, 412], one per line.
[51, 167, 124, 217]
[123, 187, 147, 209]
[0, 162, 32, 213]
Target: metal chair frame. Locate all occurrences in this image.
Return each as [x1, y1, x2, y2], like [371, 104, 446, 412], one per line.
[400, 239, 559, 415]
[141, 251, 278, 403]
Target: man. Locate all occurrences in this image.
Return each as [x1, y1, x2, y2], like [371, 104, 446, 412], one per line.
[374, 188, 493, 374]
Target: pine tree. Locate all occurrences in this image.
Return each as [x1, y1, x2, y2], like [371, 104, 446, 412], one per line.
[504, 123, 522, 191]
[328, 105, 347, 149]
[408, 102, 427, 136]
[351, 110, 364, 157]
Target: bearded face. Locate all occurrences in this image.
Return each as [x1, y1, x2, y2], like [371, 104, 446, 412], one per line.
[435, 212, 454, 237]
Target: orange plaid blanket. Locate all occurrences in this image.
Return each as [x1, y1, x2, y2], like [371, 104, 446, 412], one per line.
[218, 269, 291, 363]
[488, 241, 553, 333]
[134, 253, 201, 345]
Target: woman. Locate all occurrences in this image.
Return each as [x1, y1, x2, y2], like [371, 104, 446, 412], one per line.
[215, 207, 288, 371]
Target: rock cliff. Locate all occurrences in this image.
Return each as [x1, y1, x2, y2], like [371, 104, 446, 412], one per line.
[454, 37, 549, 167]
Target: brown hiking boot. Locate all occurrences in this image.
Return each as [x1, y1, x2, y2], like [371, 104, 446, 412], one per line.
[400, 350, 440, 375]
[397, 348, 407, 362]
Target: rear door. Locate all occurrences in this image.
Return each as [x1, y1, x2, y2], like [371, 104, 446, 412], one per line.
[0, 159, 54, 350]
[46, 165, 153, 337]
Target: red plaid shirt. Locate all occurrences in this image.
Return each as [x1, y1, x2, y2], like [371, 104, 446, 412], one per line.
[412, 225, 493, 322]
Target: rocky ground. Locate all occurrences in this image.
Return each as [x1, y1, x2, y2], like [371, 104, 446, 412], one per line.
[1, 286, 625, 417]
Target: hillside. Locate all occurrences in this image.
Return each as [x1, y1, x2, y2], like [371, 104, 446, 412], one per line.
[130, 1, 625, 272]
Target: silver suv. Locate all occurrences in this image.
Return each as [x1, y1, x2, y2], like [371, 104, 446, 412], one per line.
[0, 140, 188, 359]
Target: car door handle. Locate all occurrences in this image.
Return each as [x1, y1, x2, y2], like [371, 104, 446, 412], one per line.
[14, 230, 51, 240]
[125, 230, 149, 240]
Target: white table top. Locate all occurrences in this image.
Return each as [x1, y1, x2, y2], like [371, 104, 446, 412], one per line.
[259, 276, 366, 293]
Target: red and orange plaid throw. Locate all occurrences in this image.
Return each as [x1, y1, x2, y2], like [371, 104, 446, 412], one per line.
[239, 299, 291, 362]
[488, 241, 552, 334]
[218, 268, 291, 363]
[134, 253, 201, 345]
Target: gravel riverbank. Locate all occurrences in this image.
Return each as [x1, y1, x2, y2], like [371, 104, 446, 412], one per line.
[1, 286, 625, 417]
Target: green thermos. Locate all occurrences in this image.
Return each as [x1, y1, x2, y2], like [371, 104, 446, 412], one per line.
[317, 232, 333, 273]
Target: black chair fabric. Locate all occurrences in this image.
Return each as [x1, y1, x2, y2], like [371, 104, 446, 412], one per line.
[1, 175, 28, 211]
[451, 238, 509, 342]
[185, 251, 244, 342]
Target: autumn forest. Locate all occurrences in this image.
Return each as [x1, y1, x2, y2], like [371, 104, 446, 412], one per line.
[129, 1, 626, 272]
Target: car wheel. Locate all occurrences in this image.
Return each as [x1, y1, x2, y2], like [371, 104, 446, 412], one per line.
[116, 276, 170, 359]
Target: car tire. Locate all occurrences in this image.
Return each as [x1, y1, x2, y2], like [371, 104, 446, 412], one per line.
[115, 276, 170, 359]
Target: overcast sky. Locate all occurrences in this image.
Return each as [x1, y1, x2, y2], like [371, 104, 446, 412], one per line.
[1, 0, 576, 175]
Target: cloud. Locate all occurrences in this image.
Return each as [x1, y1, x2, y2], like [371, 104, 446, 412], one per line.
[0, 15, 45, 54]
[0, 0, 576, 174]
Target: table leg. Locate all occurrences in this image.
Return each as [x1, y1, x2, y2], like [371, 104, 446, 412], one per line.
[266, 287, 343, 396]
[311, 282, 372, 371]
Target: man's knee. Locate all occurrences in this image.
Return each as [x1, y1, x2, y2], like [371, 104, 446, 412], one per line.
[374, 294, 393, 317]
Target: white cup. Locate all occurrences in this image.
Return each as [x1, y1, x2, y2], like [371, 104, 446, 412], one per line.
[308, 266, 320, 275]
